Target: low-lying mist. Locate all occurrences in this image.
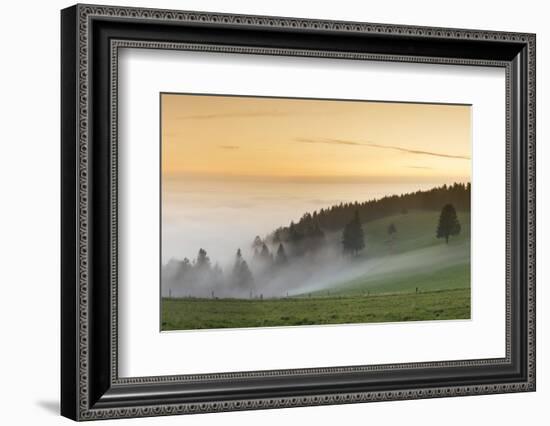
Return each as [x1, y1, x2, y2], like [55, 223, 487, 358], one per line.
[162, 239, 364, 299]
[161, 182, 471, 299]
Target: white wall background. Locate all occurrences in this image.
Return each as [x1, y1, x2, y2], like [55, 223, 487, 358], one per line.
[0, 0, 546, 424]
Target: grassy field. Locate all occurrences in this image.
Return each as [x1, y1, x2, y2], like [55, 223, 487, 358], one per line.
[315, 210, 470, 296]
[162, 288, 470, 330]
[161, 209, 471, 330]
[361, 210, 469, 257]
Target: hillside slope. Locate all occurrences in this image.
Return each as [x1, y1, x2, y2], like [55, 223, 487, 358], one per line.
[307, 209, 470, 296]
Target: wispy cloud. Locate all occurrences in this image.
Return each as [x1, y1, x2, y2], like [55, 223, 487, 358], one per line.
[177, 111, 289, 121]
[295, 137, 364, 146]
[294, 137, 470, 160]
[406, 165, 434, 170]
[219, 145, 240, 150]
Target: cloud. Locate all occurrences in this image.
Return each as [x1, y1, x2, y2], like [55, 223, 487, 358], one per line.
[294, 137, 470, 160]
[219, 145, 240, 150]
[177, 111, 289, 121]
[405, 165, 434, 170]
[295, 137, 364, 146]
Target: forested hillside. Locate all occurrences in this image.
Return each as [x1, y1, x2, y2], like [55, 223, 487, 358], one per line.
[268, 182, 470, 243]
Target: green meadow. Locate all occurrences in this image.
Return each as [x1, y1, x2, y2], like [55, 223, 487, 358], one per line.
[162, 210, 470, 330]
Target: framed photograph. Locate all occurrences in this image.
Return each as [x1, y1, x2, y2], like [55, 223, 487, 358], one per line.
[61, 4, 536, 421]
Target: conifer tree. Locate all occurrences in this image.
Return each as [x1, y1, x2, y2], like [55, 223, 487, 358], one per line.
[252, 235, 263, 250]
[275, 243, 288, 266]
[232, 248, 254, 290]
[342, 210, 365, 256]
[195, 248, 211, 270]
[176, 257, 191, 282]
[260, 243, 272, 262]
[236, 260, 254, 290]
[387, 223, 397, 253]
[436, 204, 461, 244]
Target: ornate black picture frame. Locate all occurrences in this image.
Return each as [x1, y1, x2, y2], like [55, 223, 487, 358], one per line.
[61, 4, 536, 421]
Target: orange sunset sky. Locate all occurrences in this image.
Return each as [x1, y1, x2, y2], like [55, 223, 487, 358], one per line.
[161, 93, 471, 183]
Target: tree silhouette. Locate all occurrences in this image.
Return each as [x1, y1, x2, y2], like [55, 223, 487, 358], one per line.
[236, 260, 254, 290]
[260, 243, 272, 262]
[212, 262, 223, 285]
[252, 235, 263, 250]
[175, 257, 191, 282]
[232, 248, 254, 290]
[275, 243, 288, 266]
[195, 248, 211, 270]
[254, 242, 273, 271]
[436, 204, 461, 244]
[387, 223, 397, 253]
[342, 210, 365, 256]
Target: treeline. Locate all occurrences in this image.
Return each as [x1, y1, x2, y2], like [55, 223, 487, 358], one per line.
[162, 183, 468, 298]
[165, 248, 254, 297]
[269, 182, 470, 240]
[163, 243, 292, 299]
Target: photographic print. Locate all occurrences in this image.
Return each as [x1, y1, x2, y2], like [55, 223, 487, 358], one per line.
[61, 7, 535, 417]
[160, 93, 471, 331]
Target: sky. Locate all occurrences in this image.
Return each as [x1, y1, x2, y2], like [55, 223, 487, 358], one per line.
[161, 93, 471, 184]
[161, 93, 471, 264]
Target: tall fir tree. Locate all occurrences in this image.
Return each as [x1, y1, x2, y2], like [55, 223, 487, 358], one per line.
[236, 260, 254, 290]
[387, 223, 397, 253]
[175, 257, 191, 282]
[260, 243, 272, 262]
[275, 243, 288, 266]
[436, 204, 461, 244]
[342, 210, 365, 256]
[195, 248, 211, 270]
[252, 235, 263, 250]
[232, 248, 254, 290]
